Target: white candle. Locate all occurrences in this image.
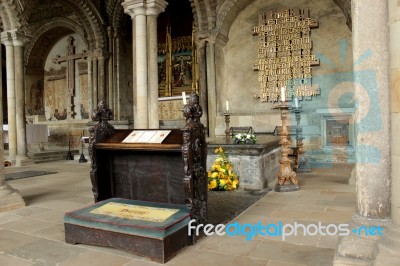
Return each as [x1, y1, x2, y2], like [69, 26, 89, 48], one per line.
[226, 101, 229, 112]
[294, 97, 299, 108]
[281, 87, 286, 102]
[182, 92, 187, 104]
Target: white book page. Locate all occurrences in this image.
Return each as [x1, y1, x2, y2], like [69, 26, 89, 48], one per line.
[148, 130, 171, 143]
[136, 131, 157, 143]
[122, 131, 145, 143]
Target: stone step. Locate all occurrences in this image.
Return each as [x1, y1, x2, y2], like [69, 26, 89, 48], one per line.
[28, 149, 79, 163]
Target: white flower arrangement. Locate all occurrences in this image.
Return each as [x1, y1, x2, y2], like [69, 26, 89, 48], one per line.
[233, 133, 257, 144]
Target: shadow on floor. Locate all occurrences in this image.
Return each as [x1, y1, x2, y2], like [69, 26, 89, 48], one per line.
[207, 188, 270, 225]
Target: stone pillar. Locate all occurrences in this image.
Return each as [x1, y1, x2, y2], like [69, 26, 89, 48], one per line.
[98, 55, 106, 101]
[352, 0, 390, 222]
[134, 7, 148, 129]
[107, 27, 114, 112]
[376, 0, 400, 257]
[13, 38, 30, 166]
[92, 57, 98, 106]
[334, 0, 390, 264]
[197, 41, 209, 131]
[206, 41, 217, 139]
[0, 36, 25, 212]
[123, 0, 167, 129]
[132, 18, 137, 125]
[1, 34, 17, 162]
[87, 56, 93, 113]
[147, 1, 167, 129]
[389, 0, 400, 229]
[114, 29, 121, 120]
[123, 1, 149, 129]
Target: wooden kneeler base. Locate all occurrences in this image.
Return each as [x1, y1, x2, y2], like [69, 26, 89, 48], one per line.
[63, 198, 192, 263]
[64, 223, 190, 263]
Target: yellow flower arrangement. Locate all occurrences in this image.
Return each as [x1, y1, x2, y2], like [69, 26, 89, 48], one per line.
[208, 147, 239, 191]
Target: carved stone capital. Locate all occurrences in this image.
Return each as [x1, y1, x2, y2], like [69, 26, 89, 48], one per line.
[122, 0, 146, 18]
[91, 49, 110, 60]
[10, 30, 31, 47]
[122, 0, 167, 18]
[1, 32, 13, 46]
[146, 0, 168, 16]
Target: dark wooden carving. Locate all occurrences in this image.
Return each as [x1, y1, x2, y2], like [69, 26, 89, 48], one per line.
[87, 93, 207, 245]
[89, 100, 115, 202]
[65, 223, 189, 263]
[182, 92, 208, 229]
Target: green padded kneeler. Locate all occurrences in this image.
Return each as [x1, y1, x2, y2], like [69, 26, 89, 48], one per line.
[63, 198, 191, 262]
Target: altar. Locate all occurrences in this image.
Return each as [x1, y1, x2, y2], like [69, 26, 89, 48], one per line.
[207, 135, 281, 190]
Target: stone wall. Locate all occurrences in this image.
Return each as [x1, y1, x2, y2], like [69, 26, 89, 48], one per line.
[215, 0, 354, 164]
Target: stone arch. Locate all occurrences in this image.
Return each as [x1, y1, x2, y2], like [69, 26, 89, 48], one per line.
[0, 0, 22, 31]
[110, 0, 127, 29]
[332, 0, 351, 29]
[204, 0, 216, 31]
[24, 19, 89, 118]
[22, 0, 106, 50]
[60, 0, 106, 50]
[105, 0, 123, 28]
[215, 0, 351, 46]
[25, 18, 87, 74]
[190, 0, 209, 35]
[215, 0, 255, 43]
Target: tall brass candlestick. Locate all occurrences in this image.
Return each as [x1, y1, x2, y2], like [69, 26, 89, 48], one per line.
[224, 113, 231, 140]
[272, 103, 299, 192]
[293, 108, 301, 172]
[293, 105, 311, 173]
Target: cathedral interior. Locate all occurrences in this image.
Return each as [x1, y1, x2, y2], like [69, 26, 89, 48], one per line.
[1, 0, 400, 265]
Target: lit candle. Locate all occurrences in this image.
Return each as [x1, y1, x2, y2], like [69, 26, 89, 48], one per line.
[182, 92, 187, 104]
[281, 87, 286, 102]
[226, 101, 229, 112]
[294, 97, 299, 108]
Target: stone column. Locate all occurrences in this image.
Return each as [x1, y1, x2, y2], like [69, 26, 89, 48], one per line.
[377, 0, 400, 257]
[334, 0, 390, 264]
[197, 40, 209, 131]
[114, 29, 121, 120]
[0, 36, 25, 212]
[98, 55, 106, 101]
[132, 17, 137, 125]
[206, 40, 217, 139]
[13, 37, 30, 166]
[123, 1, 148, 129]
[389, 0, 400, 229]
[87, 56, 93, 113]
[147, 1, 167, 129]
[107, 27, 114, 112]
[1, 34, 17, 162]
[352, 0, 390, 222]
[92, 57, 98, 106]
[134, 7, 148, 129]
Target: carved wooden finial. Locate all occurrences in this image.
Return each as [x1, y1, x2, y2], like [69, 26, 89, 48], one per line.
[183, 92, 202, 123]
[92, 100, 113, 123]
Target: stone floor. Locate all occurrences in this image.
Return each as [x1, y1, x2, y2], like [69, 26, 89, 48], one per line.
[0, 161, 355, 266]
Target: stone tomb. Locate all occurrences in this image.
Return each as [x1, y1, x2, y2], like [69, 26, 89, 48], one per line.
[207, 135, 281, 190]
